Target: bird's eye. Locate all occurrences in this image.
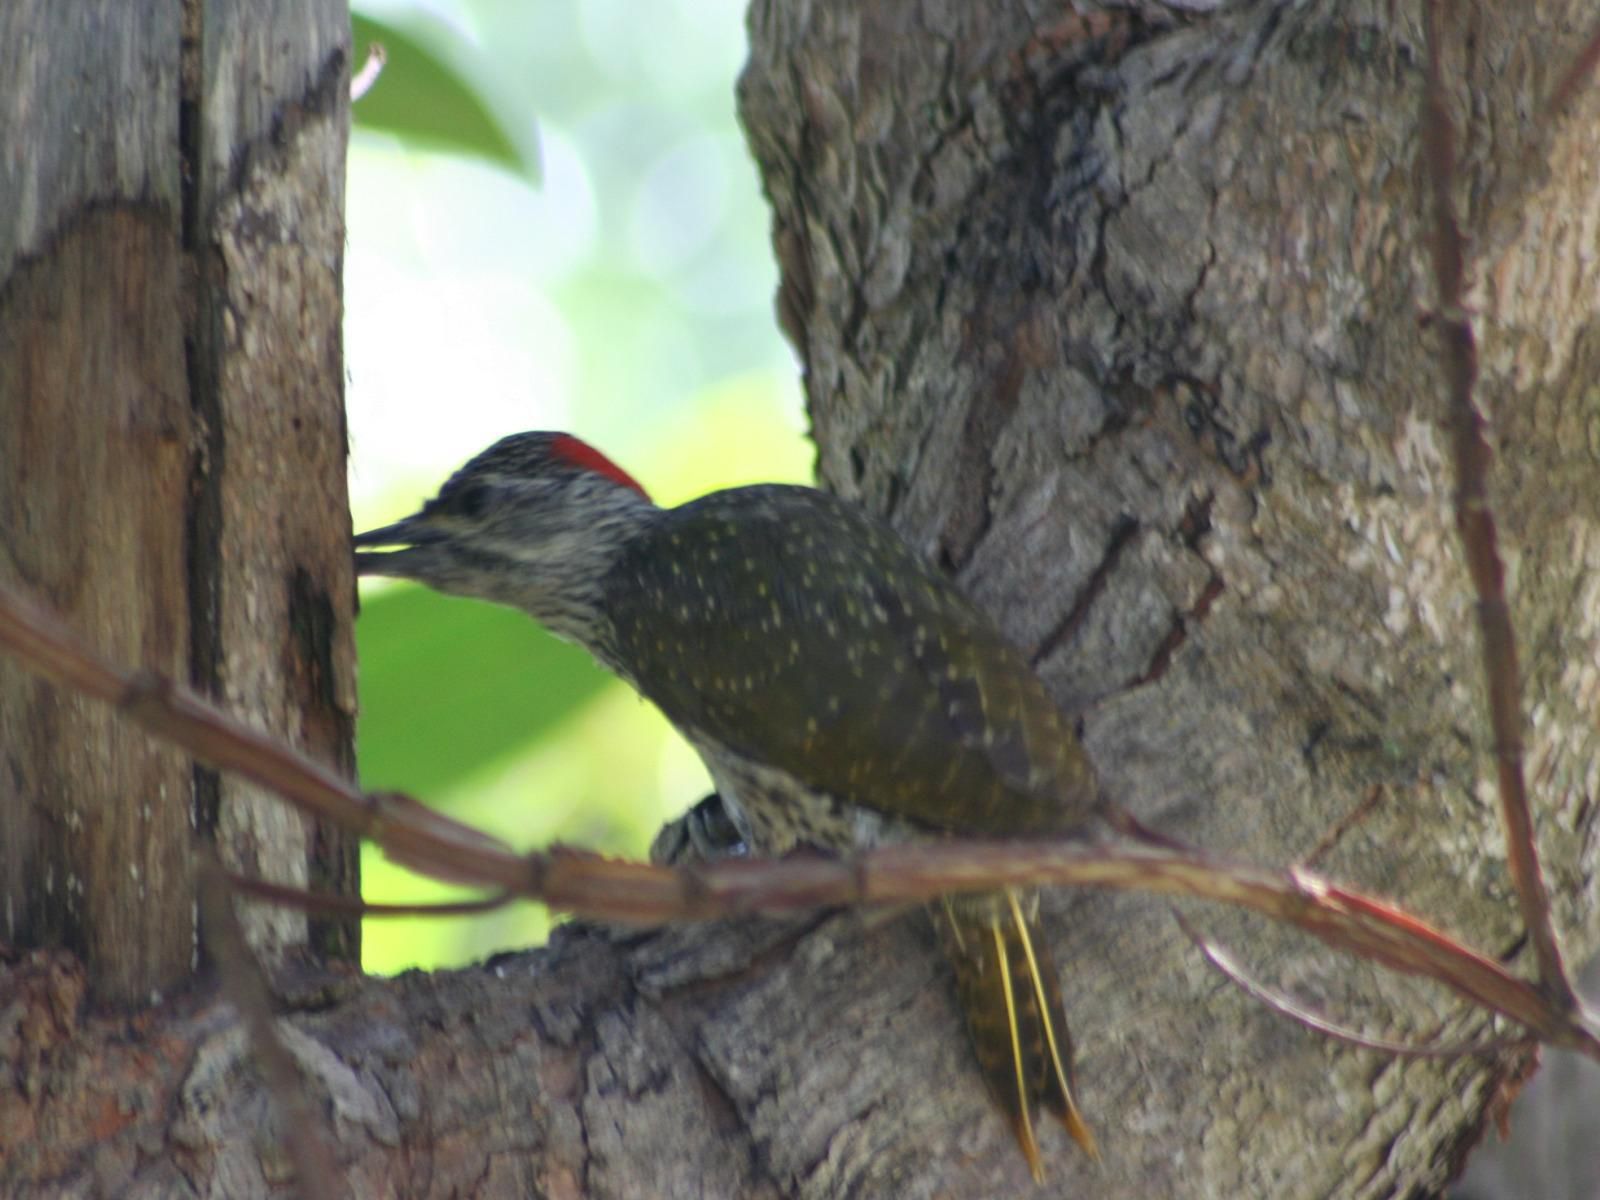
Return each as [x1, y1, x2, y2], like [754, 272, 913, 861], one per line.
[452, 482, 493, 519]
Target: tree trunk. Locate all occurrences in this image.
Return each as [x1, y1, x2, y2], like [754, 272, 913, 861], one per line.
[0, 0, 358, 995]
[738, 1, 1600, 1193]
[4, 2, 1598, 1197]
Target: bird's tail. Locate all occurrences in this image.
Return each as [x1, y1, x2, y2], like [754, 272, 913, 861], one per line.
[931, 888, 1098, 1182]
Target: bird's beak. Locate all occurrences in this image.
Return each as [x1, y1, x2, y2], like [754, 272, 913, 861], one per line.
[352, 514, 446, 579]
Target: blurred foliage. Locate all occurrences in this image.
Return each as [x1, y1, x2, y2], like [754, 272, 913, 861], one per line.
[355, 587, 608, 800]
[351, 13, 527, 172]
[347, 1, 806, 973]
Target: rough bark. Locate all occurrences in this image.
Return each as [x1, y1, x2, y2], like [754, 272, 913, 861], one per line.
[739, 0, 1600, 1194]
[0, 0, 358, 995]
[0, 0, 195, 1009]
[3, 2, 1599, 1198]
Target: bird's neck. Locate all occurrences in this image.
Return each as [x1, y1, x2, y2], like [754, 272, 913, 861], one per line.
[489, 492, 660, 657]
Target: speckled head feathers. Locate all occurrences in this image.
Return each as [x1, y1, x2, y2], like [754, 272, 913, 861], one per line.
[353, 431, 660, 643]
[444, 432, 648, 501]
[427, 431, 649, 508]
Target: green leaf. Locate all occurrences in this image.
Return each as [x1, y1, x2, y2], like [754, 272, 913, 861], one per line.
[355, 584, 608, 798]
[351, 13, 531, 175]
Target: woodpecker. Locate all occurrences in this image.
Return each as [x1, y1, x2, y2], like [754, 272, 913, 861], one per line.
[354, 431, 1101, 1177]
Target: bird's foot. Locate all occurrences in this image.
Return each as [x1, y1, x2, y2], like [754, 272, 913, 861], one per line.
[649, 792, 750, 865]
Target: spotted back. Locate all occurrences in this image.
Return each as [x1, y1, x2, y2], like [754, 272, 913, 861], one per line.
[602, 486, 1097, 836]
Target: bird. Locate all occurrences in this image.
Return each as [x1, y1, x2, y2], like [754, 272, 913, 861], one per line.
[353, 431, 1101, 1178]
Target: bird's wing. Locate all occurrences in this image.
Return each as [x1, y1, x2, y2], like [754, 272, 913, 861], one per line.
[605, 488, 1096, 836]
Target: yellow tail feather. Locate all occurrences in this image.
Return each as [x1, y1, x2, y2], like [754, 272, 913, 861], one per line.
[991, 916, 1045, 1183]
[1004, 889, 1099, 1161]
[934, 889, 1098, 1181]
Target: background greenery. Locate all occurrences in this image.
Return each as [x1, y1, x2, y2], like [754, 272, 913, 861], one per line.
[347, 0, 807, 973]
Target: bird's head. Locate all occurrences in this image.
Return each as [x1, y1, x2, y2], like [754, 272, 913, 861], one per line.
[354, 431, 657, 643]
